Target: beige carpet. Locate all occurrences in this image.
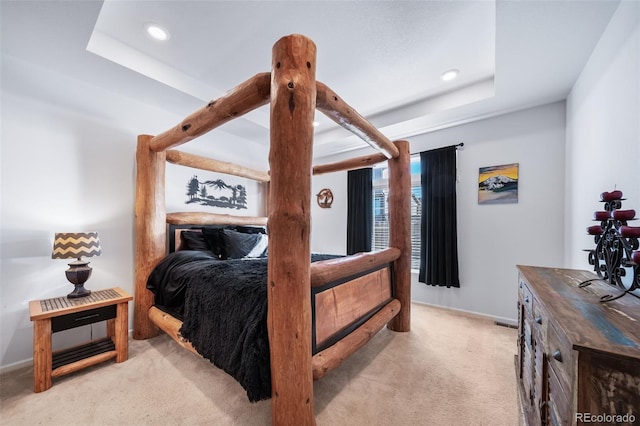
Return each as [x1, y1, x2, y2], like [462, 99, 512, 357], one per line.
[0, 303, 519, 426]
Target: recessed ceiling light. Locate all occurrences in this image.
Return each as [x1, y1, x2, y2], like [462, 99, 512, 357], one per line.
[441, 69, 459, 82]
[146, 23, 169, 41]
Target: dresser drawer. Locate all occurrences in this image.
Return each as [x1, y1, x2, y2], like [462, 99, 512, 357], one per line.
[519, 279, 533, 312]
[548, 365, 571, 426]
[547, 323, 574, 395]
[518, 277, 526, 299]
[531, 298, 547, 342]
[533, 339, 546, 419]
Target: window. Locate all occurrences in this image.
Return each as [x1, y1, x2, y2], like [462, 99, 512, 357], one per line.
[372, 156, 422, 270]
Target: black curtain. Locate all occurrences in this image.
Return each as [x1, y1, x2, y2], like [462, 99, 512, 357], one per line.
[419, 147, 460, 287]
[347, 168, 372, 255]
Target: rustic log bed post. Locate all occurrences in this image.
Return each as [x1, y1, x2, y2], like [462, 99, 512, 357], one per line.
[133, 34, 411, 425]
[134, 134, 165, 340]
[268, 35, 317, 425]
[387, 139, 411, 332]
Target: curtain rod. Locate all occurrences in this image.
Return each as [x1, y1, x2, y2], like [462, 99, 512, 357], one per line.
[411, 142, 464, 158]
[432, 142, 464, 151]
[431, 142, 464, 150]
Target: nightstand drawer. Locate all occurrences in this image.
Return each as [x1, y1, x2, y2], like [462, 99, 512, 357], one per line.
[51, 305, 117, 332]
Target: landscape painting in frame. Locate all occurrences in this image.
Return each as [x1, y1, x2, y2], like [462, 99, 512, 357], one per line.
[478, 163, 519, 205]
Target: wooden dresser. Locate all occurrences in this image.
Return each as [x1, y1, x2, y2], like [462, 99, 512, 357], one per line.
[516, 266, 640, 426]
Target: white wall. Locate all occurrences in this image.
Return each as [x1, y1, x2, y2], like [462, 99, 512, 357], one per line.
[311, 171, 348, 255]
[0, 56, 263, 369]
[413, 103, 567, 322]
[312, 102, 567, 323]
[1, 90, 136, 369]
[565, 0, 640, 276]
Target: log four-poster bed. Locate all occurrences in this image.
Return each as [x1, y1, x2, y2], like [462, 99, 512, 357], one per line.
[134, 35, 411, 425]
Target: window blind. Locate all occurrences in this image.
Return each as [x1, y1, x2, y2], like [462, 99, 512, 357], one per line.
[372, 159, 422, 270]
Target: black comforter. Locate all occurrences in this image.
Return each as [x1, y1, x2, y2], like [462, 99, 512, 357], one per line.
[146, 250, 339, 402]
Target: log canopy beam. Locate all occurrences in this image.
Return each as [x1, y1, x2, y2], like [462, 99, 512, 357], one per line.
[166, 150, 270, 182]
[310, 248, 400, 288]
[166, 212, 267, 227]
[149, 72, 271, 152]
[268, 34, 317, 426]
[386, 140, 411, 332]
[312, 152, 388, 175]
[316, 81, 399, 159]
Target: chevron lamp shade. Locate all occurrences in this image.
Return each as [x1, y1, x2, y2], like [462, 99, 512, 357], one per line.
[52, 232, 102, 260]
[52, 232, 102, 298]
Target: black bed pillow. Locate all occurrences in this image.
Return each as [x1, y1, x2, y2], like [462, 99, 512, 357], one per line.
[219, 229, 268, 259]
[201, 227, 226, 258]
[180, 231, 210, 252]
[201, 226, 268, 259]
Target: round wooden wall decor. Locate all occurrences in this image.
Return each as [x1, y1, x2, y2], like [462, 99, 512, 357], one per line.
[316, 188, 334, 208]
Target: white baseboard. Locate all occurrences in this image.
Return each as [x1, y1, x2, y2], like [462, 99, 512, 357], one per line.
[411, 300, 518, 327]
[0, 358, 32, 374]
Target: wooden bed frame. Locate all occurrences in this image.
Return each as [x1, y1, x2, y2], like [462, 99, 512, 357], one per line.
[134, 34, 411, 425]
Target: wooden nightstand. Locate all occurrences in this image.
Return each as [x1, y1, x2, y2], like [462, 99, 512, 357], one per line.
[29, 287, 132, 392]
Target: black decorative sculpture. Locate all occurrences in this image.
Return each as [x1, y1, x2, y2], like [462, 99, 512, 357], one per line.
[583, 189, 640, 302]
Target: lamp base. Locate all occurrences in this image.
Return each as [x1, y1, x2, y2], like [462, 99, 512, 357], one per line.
[65, 259, 93, 299]
[67, 284, 92, 299]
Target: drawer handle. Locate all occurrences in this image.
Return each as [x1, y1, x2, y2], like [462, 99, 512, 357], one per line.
[539, 400, 548, 426]
[535, 316, 543, 325]
[552, 350, 563, 362]
[75, 313, 100, 322]
[525, 296, 530, 303]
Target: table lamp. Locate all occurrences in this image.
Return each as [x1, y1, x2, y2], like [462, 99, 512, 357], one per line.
[52, 232, 102, 298]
